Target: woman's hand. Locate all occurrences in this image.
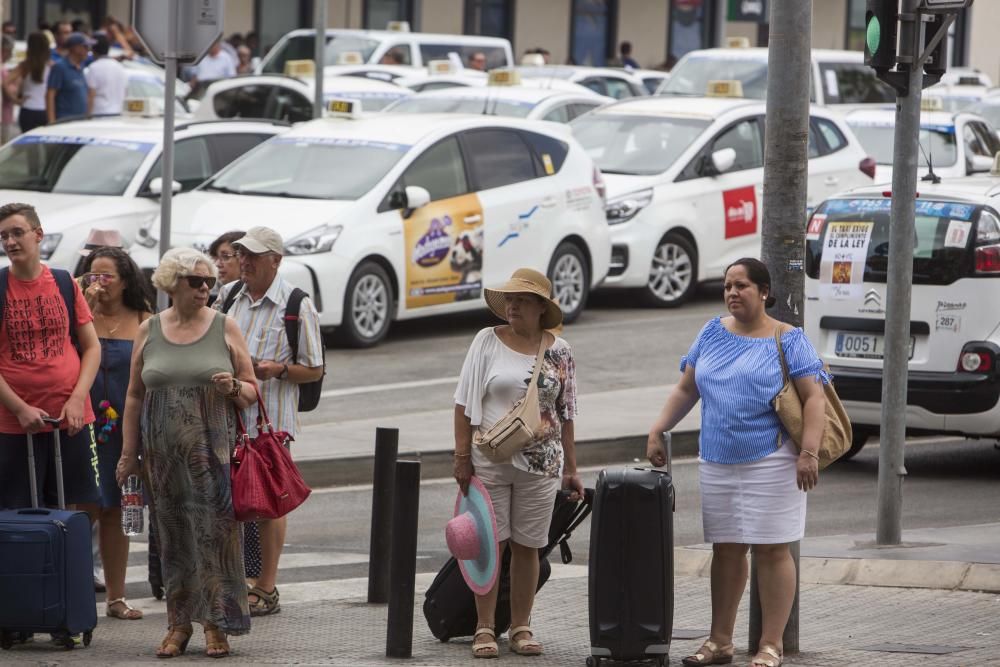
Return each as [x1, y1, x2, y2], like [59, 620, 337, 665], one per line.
[84, 281, 103, 311]
[454, 454, 474, 496]
[210, 372, 236, 397]
[646, 432, 668, 468]
[796, 451, 819, 491]
[115, 453, 140, 487]
[562, 472, 584, 501]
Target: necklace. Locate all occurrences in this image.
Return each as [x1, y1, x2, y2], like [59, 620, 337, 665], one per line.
[98, 311, 123, 336]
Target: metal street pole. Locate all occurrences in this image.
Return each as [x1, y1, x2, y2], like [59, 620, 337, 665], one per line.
[157, 0, 178, 312]
[751, 0, 812, 654]
[313, 0, 327, 118]
[877, 0, 926, 546]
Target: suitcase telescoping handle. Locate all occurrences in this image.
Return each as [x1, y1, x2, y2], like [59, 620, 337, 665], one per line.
[26, 417, 66, 510]
[661, 431, 672, 476]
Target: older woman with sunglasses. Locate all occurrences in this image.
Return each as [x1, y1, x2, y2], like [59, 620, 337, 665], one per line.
[79, 248, 155, 621]
[117, 248, 257, 658]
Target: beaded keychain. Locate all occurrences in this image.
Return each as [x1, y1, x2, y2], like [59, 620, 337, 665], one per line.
[96, 399, 119, 444]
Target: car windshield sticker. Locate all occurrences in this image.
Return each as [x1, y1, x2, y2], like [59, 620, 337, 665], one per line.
[935, 314, 961, 332]
[824, 199, 975, 221]
[12, 135, 156, 153]
[944, 219, 972, 248]
[272, 137, 410, 151]
[403, 193, 484, 309]
[819, 221, 873, 301]
[565, 186, 592, 211]
[542, 153, 555, 175]
[806, 213, 827, 241]
[824, 70, 838, 99]
[723, 186, 757, 239]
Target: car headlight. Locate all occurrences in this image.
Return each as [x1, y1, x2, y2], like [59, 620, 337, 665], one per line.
[285, 225, 343, 255]
[605, 189, 653, 225]
[135, 216, 159, 248]
[39, 233, 62, 260]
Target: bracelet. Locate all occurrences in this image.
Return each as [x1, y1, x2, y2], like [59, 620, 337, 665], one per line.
[454, 452, 471, 458]
[228, 378, 242, 399]
[278, 363, 289, 380]
[801, 449, 820, 461]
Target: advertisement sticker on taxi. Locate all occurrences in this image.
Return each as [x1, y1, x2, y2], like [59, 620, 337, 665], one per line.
[404, 194, 485, 309]
[819, 221, 873, 301]
[723, 186, 757, 239]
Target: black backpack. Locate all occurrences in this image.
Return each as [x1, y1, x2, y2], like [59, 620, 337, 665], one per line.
[221, 281, 325, 412]
[0, 267, 79, 351]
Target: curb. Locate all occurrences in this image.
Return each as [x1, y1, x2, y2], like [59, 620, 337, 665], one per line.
[297, 430, 702, 488]
[674, 547, 1000, 594]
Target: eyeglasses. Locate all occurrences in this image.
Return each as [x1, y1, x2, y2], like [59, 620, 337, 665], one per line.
[182, 275, 217, 290]
[235, 248, 272, 260]
[0, 227, 33, 242]
[215, 251, 237, 262]
[83, 273, 116, 285]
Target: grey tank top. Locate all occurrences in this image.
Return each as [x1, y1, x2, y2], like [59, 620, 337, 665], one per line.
[141, 311, 234, 389]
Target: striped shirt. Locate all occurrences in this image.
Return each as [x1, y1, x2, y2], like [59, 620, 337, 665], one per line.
[681, 317, 829, 464]
[215, 276, 323, 437]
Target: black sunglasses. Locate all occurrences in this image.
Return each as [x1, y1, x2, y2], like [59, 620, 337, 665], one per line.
[182, 275, 217, 290]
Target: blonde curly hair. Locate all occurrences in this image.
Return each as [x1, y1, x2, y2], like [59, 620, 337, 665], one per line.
[151, 247, 218, 293]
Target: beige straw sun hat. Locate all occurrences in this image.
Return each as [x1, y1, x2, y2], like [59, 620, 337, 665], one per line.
[483, 268, 563, 330]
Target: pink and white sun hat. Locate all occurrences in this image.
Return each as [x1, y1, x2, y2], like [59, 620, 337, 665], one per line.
[446, 475, 499, 595]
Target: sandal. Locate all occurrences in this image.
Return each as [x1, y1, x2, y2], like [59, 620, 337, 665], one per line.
[681, 639, 734, 666]
[156, 624, 192, 658]
[472, 626, 498, 659]
[751, 645, 782, 667]
[106, 597, 144, 620]
[247, 585, 280, 617]
[204, 626, 231, 659]
[509, 625, 543, 656]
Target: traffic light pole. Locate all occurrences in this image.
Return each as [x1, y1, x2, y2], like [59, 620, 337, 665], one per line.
[313, 0, 327, 118]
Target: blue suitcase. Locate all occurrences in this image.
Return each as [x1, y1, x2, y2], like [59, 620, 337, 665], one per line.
[0, 420, 97, 650]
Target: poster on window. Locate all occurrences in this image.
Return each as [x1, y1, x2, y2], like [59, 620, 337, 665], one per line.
[819, 221, 873, 301]
[403, 194, 485, 309]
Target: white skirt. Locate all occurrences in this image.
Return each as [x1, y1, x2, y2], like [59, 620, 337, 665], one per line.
[699, 443, 806, 544]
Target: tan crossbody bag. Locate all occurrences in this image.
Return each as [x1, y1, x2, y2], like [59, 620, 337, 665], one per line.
[473, 338, 547, 463]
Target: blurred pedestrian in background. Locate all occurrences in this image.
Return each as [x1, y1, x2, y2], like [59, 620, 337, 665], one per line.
[619, 41, 639, 69]
[187, 38, 236, 99]
[5, 32, 51, 133]
[46, 31, 92, 123]
[86, 32, 127, 117]
[1, 36, 16, 143]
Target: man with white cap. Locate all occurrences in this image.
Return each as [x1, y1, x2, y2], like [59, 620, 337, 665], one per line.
[214, 226, 323, 617]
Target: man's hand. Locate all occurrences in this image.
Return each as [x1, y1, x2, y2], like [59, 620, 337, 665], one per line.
[16, 404, 49, 433]
[58, 395, 86, 436]
[252, 359, 284, 381]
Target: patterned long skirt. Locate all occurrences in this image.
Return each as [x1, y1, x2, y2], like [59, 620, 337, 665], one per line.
[142, 385, 250, 635]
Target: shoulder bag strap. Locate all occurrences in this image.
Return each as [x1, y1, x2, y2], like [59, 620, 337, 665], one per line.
[774, 327, 790, 384]
[51, 269, 78, 349]
[524, 334, 548, 399]
[220, 280, 244, 315]
[283, 288, 305, 364]
[0, 267, 8, 330]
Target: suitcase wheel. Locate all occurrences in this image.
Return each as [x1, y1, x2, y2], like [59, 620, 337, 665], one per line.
[585, 657, 600, 667]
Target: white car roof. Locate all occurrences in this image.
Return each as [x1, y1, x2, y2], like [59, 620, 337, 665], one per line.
[589, 95, 763, 119]
[845, 108, 970, 127]
[677, 47, 863, 63]
[26, 116, 286, 143]
[405, 85, 607, 105]
[844, 176, 1000, 203]
[517, 65, 642, 81]
[284, 28, 511, 45]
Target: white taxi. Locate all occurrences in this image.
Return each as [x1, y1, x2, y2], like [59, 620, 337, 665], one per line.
[803, 169, 1000, 457]
[131, 105, 610, 347]
[193, 74, 413, 122]
[570, 88, 873, 305]
[844, 106, 1000, 182]
[923, 83, 991, 112]
[0, 109, 287, 272]
[384, 84, 612, 123]
[515, 65, 646, 99]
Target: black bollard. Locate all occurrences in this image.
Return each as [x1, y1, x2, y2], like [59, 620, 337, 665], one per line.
[386, 459, 421, 659]
[368, 427, 399, 603]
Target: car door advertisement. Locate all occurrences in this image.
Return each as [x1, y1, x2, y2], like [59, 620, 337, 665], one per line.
[819, 221, 873, 301]
[403, 193, 485, 309]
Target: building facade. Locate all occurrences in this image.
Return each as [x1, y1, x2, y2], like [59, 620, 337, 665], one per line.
[5, 1, 1000, 83]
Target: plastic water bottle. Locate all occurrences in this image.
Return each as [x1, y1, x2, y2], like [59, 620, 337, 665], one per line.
[121, 475, 144, 536]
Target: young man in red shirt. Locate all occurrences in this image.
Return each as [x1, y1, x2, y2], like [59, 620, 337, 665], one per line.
[0, 202, 102, 510]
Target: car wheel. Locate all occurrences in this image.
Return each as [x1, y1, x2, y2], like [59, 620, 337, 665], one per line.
[643, 233, 697, 307]
[336, 261, 393, 348]
[839, 427, 873, 461]
[547, 242, 589, 325]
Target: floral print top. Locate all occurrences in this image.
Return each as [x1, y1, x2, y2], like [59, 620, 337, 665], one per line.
[455, 327, 578, 478]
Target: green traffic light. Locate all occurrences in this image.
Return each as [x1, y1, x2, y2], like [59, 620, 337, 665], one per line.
[867, 16, 882, 55]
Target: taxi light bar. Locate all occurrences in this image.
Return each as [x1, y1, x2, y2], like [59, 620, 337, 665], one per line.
[725, 37, 751, 49]
[921, 96, 944, 112]
[122, 97, 158, 117]
[386, 21, 410, 32]
[337, 51, 364, 65]
[706, 80, 743, 98]
[326, 97, 363, 118]
[488, 68, 521, 86]
[285, 59, 316, 77]
[427, 59, 456, 76]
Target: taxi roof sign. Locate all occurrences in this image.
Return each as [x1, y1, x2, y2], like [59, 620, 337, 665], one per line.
[725, 36, 751, 49]
[386, 20, 410, 32]
[336, 51, 364, 66]
[488, 68, 521, 86]
[706, 80, 744, 98]
[428, 59, 456, 76]
[285, 59, 315, 77]
[921, 96, 945, 111]
[326, 98, 363, 118]
[122, 97, 158, 116]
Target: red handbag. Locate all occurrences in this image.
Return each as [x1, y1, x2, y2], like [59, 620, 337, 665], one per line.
[231, 388, 311, 521]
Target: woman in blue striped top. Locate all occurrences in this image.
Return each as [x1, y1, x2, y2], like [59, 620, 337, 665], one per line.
[647, 258, 827, 667]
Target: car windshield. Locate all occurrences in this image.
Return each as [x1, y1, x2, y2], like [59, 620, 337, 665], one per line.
[0, 135, 154, 195]
[969, 101, 1000, 129]
[805, 198, 982, 286]
[207, 136, 407, 200]
[261, 34, 381, 73]
[928, 95, 984, 112]
[325, 92, 409, 111]
[660, 56, 769, 99]
[386, 96, 535, 118]
[571, 114, 710, 175]
[847, 122, 958, 167]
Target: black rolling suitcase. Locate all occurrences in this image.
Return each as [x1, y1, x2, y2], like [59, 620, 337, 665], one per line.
[0, 420, 98, 650]
[424, 488, 593, 642]
[587, 434, 674, 666]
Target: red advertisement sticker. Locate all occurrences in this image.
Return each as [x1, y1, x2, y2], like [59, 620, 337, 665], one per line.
[806, 213, 827, 240]
[723, 186, 757, 239]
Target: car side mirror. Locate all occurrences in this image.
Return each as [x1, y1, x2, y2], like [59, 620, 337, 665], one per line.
[969, 154, 995, 174]
[401, 185, 431, 218]
[707, 147, 737, 176]
[148, 177, 182, 196]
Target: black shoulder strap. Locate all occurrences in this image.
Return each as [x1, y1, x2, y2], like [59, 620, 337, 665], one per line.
[0, 267, 8, 328]
[220, 280, 244, 315]
[283, 288, 306, 363]
[51, 269, 78, 348]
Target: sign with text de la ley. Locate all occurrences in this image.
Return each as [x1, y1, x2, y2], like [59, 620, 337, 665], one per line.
[728, 0, 768, 22]
[132, 0, 223, 65]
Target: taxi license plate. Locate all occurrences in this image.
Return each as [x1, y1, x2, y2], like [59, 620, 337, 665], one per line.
[835, 332, 915, 360]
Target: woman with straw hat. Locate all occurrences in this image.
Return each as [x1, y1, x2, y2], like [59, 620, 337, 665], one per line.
[453, 268, 584, 658]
